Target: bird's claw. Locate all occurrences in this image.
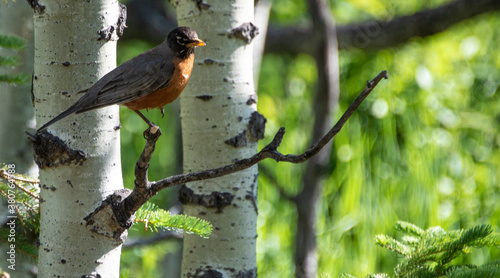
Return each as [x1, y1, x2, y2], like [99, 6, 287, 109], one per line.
[143, 123, 162, 139]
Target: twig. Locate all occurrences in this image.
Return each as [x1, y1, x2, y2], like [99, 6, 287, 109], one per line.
[0, 169, 40, 199]
[122, 127, 162, 215]
[0, 169, 39, 184]
[122, 70, 388, 215]
[151, 70, 387, 190]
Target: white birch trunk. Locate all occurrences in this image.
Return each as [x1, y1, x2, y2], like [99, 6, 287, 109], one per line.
[33, 1, 124, 277]
[174, 0, 259, 276]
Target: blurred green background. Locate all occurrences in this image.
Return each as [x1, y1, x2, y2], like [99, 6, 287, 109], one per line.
[117, 0, 500, 277]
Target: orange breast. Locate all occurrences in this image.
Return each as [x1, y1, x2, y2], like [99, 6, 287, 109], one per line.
[124, 55, 194, 111]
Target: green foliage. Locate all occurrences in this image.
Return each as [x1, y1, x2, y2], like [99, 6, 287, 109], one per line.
[0, 165, 40, 260]
[257, 2, 500, 277]
[388, 221, 500, 277]
[368, 275, 390, 278]
[0, 228, 38, 259]
[120, 240, 181, 278]
[341, 273, 389, 278]
[343, 222, 500, 278]
[0, 34, 29, 84]
[445, 260, 500, 278]
[0, 34, 25, 50]
[0, 55, 21, 67]
[134, 202, 212, 238]
[0, 73, 29, 84]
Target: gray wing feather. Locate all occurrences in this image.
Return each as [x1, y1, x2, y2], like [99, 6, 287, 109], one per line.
[36, 45, 173, 132]
[76, 50, 174, 113]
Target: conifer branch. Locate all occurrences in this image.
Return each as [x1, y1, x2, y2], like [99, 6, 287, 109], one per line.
[371, 221, 500, 277]
[0, 34, 29, 84]
[134, 202, 212, 238]
[344, 221, 500, 277]
[0, 165, 40, 259]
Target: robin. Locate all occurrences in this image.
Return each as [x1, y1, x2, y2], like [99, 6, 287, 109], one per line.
[36, 26, 205, 134]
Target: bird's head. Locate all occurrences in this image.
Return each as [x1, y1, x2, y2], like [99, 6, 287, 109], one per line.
[167, 27, 205, 58]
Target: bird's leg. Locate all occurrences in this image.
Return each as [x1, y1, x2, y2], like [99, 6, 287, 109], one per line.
[160, 106, 165, 118]
[134, 110, 162, 138]
[134, 110, 154, 126]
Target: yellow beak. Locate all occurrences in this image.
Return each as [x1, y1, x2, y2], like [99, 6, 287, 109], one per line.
[187, 39, 206, 47]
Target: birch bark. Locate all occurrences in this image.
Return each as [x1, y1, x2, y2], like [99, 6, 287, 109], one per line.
[174, 0, 259, 276]
[33, 1, 124, 277]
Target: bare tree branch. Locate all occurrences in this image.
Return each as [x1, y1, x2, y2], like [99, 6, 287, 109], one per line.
[265, 0, 500, 54]
[120, 71, 388, 217]
[122, 126, 162, 217]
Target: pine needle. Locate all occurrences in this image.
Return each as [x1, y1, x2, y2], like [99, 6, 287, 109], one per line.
[134, 202, 212, 238]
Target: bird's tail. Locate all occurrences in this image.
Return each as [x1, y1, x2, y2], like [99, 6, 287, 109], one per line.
[36, 104, 80, 133]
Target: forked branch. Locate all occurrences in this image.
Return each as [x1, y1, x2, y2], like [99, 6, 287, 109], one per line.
[121, 70, 388, 215]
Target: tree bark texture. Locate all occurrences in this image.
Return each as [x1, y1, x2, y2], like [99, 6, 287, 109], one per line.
[33, 1, 124, 277]
[174, 0, 259, 276]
